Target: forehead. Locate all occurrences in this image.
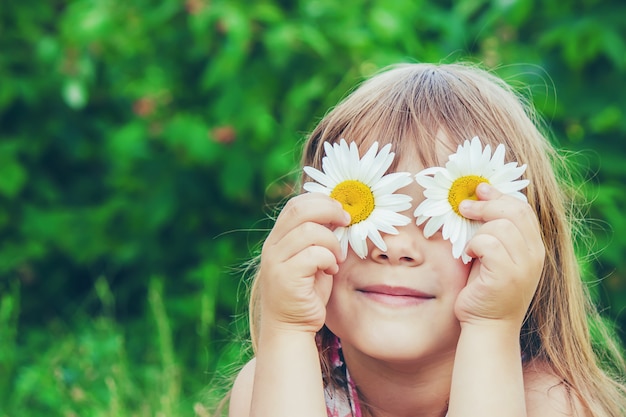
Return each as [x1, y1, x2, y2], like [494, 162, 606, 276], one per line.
[391, 130, 456, 174]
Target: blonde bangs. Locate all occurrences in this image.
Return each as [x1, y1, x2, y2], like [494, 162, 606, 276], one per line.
[301, 64, 552, 182]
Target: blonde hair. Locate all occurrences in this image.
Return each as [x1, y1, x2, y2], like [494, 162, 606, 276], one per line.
[245, 63, 626, 416]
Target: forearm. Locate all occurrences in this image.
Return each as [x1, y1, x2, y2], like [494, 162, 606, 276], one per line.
[251, 326, 327, 417]
[448, 322, 526, 417]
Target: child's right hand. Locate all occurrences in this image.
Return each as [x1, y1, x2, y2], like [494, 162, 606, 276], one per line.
[258, 193, 350, 334]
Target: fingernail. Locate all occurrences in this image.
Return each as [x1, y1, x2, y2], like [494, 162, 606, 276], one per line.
[477, 182, 492, 194]
[459, 200, 473, 212]
[343, 211, 352, 223]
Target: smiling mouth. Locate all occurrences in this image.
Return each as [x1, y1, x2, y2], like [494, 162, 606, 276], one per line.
[358, 285, 435, 306]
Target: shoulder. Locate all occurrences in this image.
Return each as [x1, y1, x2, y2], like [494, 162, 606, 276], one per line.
[228, 358, 257, 417]
[523, 359, 590, 417]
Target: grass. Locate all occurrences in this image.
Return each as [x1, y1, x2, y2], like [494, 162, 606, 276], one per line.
[0, 276, 240, 417]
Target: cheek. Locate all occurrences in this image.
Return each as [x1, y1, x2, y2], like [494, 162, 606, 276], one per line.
[330, 252, 360, 283]
[432, 240, 472, 289]
[325, 259, 361, 324]
[449, 263, 471, 294]
[328, 260, 355, 299]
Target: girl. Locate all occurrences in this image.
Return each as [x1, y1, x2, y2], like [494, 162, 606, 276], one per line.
[225, 63, 626, 417]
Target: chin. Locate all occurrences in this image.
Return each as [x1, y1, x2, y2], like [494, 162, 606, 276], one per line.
[330, 323, 459, 363]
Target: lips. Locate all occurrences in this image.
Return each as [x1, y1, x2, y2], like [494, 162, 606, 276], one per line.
[358, 285, 434, 306]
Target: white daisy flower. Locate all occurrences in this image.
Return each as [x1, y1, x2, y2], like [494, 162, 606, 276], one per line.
[303, 139, 413, 259]
[414, 136, 530, 264]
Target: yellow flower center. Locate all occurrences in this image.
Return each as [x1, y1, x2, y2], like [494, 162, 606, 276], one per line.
[330, 180, 375, 226]
[448, 175, 490, 216]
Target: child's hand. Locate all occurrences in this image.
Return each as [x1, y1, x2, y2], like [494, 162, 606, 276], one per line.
[258, 193, 350, 334]
[454, 183, 545, 328]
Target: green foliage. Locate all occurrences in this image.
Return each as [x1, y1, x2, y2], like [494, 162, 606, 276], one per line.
[1, 0, 625, 415]
[0, 278, 201, 416]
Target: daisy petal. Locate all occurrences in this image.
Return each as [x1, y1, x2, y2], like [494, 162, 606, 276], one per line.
[494, 179, 530, 195]
[374, 193, 412, 211]
[303, 166, 333, 188]
[367, 229, 387, 253]
[335, 227, 349, 259]
[302, 182, 332, 195]
[372, 172, 412, 194]
[489, 143, 506, 170]
[488, 163, 527, 184]
[423, 215, 446, 238]
[414, 198, 451, 217]
[348, 225, 368, 259]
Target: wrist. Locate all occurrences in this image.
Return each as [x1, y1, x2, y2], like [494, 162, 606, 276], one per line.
[255, 322, 320, 370]
[259, 301, 325, 336]
[459, 319, 522, 345]
[459, 314, 523, 331]
[258, 319, 319, 344]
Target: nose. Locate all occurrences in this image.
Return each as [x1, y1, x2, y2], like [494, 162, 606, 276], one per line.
[370, 223, 425, 267]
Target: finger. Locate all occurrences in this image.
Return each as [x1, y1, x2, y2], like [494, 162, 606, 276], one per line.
[286, 244, 341, 278]
[466, 230, 541, 299]
[463, 209, 544, 266]
[464, 219, 524, 266]
[270, 221, 345, 263]
[459, 187, 541, 244]
[269, 193, 351, 244]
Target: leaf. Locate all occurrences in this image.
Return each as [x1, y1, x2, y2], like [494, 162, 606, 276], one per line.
[0, 143, 27, 198]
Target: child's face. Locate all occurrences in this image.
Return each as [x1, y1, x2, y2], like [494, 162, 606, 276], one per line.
[324, 143, 472, 365]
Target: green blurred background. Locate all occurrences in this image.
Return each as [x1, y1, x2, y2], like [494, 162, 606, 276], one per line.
[1, 0, 625, 415]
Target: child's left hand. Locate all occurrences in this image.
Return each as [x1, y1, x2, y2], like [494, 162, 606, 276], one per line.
[454, 183, 545, 328]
